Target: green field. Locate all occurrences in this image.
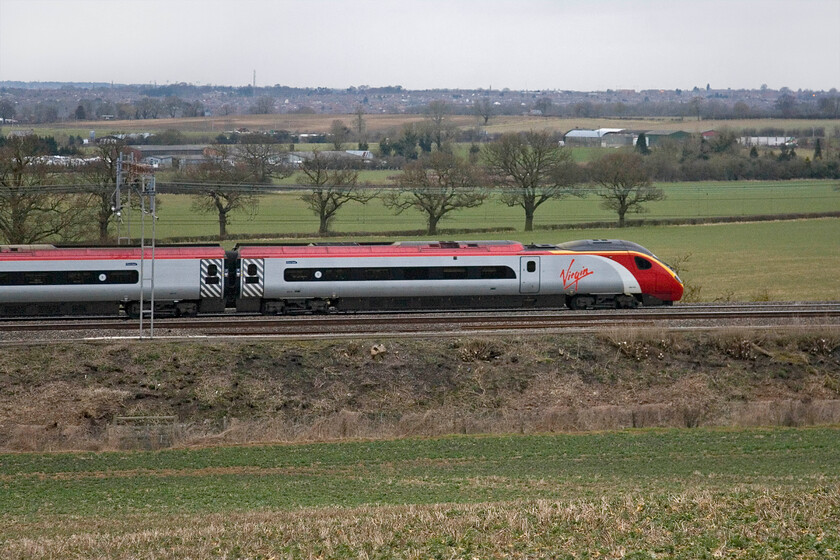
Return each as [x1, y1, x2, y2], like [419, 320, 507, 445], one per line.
[152, 179, 840, 238]
[1, 428, 837, 558]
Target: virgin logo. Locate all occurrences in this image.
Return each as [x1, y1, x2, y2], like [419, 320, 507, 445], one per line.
[560, 259, 594, 290]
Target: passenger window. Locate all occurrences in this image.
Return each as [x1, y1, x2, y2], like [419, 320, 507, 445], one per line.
[635, 257, 652, 270]
[526, 261, 536, 273]
[284, 269, 309, 282]
[442, 267, 467, 279]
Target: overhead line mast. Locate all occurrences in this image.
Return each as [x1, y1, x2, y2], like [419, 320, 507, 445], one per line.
[115, 153, 158, 337]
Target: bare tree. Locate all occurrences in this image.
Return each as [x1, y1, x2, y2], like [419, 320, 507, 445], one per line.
[589, 152, 664, 227]
[425, 100, 454, 151]
[236, 138, 292, 184]
[135, 97, 162, 119]
[78, 139, 128, 242]
[298, 150, 374, 235]
[330, 119, 351, 150]
[0, 135, 94, 244]
[249, 96, 275, 114]
[353, 105, 368, 149]
[384, 152, 487, 236]
[474, 97, 494, 125]
[163, 96, 183, 118]
[483, 131, 581, 231]
[0, 99, 15, 121]
[172, 146, 260, 240]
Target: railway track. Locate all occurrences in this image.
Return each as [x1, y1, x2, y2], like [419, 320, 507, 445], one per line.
[1, 303, 838, 340]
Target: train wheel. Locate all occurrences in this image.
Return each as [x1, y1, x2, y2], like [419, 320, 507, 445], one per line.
[125, 302, 141, 319]
[567, 295, 593, 310]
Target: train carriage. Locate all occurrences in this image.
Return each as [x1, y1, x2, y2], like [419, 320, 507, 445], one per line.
[235, 240, 683, 314]
[1, 239, 682, 317]
[0, 245, 226, 317]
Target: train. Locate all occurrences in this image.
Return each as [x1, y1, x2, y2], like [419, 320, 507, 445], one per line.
[0, 239, 683, 317]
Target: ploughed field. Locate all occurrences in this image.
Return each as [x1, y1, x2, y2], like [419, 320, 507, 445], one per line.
[1, 428, 838, 558]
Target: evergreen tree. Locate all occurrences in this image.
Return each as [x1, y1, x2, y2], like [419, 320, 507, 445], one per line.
[814, 138, 823, 160]
[635, 133, 650, 155]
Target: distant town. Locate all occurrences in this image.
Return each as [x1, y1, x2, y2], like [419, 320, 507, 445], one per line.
[1, 81, 838, 124]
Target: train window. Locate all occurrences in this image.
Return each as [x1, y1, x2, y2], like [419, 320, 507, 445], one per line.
[326, 268, 351, 281]
[635, 257, 653, 270]
[526, 261, 536, 273]
[363, 268, 391, 281]
[107, 271, 139, 284]
[480, 266, 516, 279]
[0, 270, 137, 285]
[285, 269, 310, 282]
[441, 267, 468, 279]
[403, 267, 430, 280]
[276, 266, 517, 282]
[206, 264, 218, 276]
[24, 272, 50, 285]
[247, 264, 258, 276]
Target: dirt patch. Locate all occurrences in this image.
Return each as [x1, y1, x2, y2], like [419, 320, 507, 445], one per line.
[1, 328, 838, 451]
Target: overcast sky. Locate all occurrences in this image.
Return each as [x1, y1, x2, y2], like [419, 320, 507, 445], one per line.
[1, 0, 838, 91]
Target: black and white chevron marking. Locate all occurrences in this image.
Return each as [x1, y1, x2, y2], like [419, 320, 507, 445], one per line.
[240, 258, 264, 298]
[200, 258, 224, 298]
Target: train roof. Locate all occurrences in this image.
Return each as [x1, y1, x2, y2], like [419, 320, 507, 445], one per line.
[236, 239, 657, 258]
[0, 244, 225, 260]
[554, 239, 656, 257]
[235, 240, 526, 257]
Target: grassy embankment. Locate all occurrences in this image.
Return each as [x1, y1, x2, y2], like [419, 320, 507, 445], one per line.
[0, 428, 838, 558]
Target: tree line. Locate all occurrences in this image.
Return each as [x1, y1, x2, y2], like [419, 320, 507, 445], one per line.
[3, 125, 839, 244]
[1, 130, 669, 243]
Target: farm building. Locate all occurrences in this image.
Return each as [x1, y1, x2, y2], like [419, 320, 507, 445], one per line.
[738, 136, 796, 147]
[643, 130, 692, 146]
[131, 144, 209, 158]
[563, 128, 629, 147]
[141, 155, 174, 169]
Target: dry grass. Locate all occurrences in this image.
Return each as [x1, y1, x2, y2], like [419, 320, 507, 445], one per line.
[1, 329, 839, 451]
[2, 488, 838, 559]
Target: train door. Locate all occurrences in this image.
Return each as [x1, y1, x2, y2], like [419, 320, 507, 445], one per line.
[200, 259, 224, 299]
[519, 257, 540, 294]
[240, 258, 265, 298]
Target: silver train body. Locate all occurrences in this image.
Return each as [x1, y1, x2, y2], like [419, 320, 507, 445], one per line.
[0, 240, 683, 317]
[0, 245, 226, 317]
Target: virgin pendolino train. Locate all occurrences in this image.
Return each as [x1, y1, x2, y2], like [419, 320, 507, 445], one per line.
[0, 239, 683, 317]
